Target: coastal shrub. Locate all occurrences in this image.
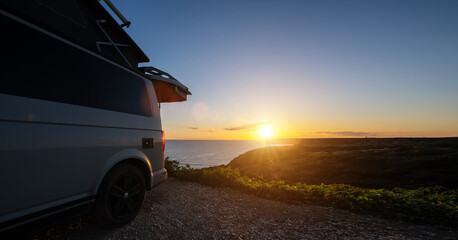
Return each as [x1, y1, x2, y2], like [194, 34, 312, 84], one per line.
[165, 158, 458, 226]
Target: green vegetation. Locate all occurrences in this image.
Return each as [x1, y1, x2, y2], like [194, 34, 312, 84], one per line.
[165, 149, 458, 226]
[231, 138, 458, 189]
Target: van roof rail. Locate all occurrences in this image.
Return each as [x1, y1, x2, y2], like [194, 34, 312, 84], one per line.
[98, 0, 131, 28]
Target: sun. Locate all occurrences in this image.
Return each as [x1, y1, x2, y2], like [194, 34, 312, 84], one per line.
[258, 125, 273, 139]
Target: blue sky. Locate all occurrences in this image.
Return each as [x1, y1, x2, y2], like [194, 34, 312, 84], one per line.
[110, 0, 458, 139]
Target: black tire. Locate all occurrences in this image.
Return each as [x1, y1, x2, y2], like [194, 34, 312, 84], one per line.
[94, 163, 146, 228]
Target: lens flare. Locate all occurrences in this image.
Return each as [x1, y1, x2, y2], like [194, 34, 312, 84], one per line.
[258, 125, 273, 139]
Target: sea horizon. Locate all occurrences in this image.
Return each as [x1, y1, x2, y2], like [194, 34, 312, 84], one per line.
[165, 139, 295, 168]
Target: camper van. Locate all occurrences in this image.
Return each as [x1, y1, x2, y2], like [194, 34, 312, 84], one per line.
[0, 0, 190, 233]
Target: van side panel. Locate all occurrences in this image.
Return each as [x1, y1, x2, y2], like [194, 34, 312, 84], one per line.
[0, 96, 162, 223]
[144, 80, 164, 173]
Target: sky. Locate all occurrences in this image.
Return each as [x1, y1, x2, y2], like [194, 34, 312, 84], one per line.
[110, 0, 458, 140]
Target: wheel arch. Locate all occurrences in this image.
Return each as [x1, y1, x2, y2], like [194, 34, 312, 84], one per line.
[93, 149, 153, 195]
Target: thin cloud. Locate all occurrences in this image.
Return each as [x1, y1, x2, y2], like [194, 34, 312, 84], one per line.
[188, 127, 218, 132]
[315, 131, 376, 137]
[224, 121, 271, 131]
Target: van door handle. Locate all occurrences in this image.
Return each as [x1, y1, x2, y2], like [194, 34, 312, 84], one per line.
[142, 138, 154, 149]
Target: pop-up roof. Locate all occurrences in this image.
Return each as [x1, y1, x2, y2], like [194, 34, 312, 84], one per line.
[139, 66, 191, 103]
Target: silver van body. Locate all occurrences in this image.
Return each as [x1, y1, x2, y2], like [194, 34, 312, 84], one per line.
[0, 0, 189, 233]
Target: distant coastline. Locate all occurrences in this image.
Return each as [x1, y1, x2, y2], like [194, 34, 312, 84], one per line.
[227, 137, 458, 189]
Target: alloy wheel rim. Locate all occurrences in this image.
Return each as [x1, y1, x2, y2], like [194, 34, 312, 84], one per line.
[107, 173, 143, 219]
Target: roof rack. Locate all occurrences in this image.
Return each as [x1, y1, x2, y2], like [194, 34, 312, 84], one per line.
[140, 66, 177, 81]
[139, 66, 191, 103]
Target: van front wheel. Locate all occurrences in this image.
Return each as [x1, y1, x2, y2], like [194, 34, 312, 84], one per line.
[94, 163, 146, 228]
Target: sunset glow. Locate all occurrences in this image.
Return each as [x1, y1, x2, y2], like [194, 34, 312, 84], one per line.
[258, 125, 273, 139]
[115, 0, 458, 140]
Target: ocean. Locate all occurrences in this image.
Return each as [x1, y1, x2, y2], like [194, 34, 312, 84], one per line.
[164, 140, 265, 168]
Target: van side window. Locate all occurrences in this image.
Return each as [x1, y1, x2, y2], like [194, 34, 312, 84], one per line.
[88, 60, 152, 117]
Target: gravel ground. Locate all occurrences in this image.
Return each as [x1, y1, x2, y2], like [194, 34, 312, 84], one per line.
[35, 178, 457, 240]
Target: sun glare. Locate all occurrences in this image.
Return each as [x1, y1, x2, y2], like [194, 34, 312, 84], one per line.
[258, 125, 273, 139]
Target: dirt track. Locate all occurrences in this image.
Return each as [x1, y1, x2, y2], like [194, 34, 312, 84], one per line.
[36, 178, 456, 239]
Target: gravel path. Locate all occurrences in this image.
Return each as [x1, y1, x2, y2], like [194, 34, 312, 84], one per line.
[37, 178, 456, 239]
